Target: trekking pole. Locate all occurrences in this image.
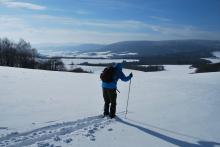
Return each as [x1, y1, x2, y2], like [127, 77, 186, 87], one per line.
[125, 79, 131, 119]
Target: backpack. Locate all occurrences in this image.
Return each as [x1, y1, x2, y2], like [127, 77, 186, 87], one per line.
[100, 66, 116, 83]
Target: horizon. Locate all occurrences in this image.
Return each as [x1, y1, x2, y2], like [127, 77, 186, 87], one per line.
[0, 0, 220, 44]
[30, 39, 220, 47]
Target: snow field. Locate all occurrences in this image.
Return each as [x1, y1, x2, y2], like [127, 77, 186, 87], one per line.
[0, 65, 220, 147]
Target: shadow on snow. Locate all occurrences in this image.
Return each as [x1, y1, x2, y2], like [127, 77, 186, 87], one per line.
[116, 117, 220, 147]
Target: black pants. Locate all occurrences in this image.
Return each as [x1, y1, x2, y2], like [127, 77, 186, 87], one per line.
[103, 88, 117, 117]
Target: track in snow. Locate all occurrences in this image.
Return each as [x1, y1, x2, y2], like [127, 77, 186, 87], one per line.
[0, 115, 114, 147]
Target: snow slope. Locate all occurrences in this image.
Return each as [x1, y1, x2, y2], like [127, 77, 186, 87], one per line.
[0, 65, 220, 147]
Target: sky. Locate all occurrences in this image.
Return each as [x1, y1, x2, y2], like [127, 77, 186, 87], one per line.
[0, 0, 220, 44]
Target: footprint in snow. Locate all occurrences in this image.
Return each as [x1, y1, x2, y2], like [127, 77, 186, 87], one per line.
[63, 138, 73, 143]
[0, 127, 8, 130]
[88, 129, 95, 134]
[89, 136, 96, 141]
[37, 142, 50, 147]
[54, 136, 61, 142]
[0, 115, 114, 146]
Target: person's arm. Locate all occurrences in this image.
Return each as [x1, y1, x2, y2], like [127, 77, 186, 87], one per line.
[118, 71, 132, 82]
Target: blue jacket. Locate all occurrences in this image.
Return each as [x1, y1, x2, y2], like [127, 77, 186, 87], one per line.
[102, 63, 131, 89]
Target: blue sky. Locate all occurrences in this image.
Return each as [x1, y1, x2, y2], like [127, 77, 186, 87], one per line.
[0, 0, 220, 44]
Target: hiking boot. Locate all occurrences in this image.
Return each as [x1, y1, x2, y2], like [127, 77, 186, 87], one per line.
[109, 114, 116, 119]
[103, 112, 109, 116]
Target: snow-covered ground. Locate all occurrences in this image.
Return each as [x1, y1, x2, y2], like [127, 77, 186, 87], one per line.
[203, 51, 220, 63]
[62, 58, 138, 65]
[0, 65, 220, 147]
[38, 49, 137, 59]
[62, 58, 138, 71]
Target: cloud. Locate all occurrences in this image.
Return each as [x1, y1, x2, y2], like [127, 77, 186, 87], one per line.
[0, 16, 149, 44]
[0, 0, 46, 10]
[149, 16, 172, 22]
[0, 14, 219, 44]
[78, 0, 132, 9]
[75, 9, 90, 15]
[30, 15, 151, 30]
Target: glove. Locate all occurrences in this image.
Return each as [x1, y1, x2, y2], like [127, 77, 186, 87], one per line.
[129, 72, 133, 78]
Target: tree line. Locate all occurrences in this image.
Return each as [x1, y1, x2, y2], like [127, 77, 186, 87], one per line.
[191, 62, 220, 73]
[0, 38, 65, 71]
[79, 61, 165, 72]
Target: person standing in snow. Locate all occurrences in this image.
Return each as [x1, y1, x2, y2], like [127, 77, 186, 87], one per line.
[101, 63, 133, 118]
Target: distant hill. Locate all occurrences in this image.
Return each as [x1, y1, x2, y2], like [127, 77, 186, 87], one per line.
[35, 40, 220, 58]
[35, 40, 220, 64]
[34, 43, 106, 52]
[97, 40, 220, 58]
[69, 44, 106, 52]
[34, 43, 106, 57]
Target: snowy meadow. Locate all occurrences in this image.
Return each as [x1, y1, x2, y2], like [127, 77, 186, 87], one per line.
[0, 64, 220, 147]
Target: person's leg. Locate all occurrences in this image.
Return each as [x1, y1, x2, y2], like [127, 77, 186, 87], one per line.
[103, 88, 110, 115]
[109, 89, 117, 118]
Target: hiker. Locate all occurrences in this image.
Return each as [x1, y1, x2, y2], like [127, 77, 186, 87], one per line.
[101, 63, 133, 118]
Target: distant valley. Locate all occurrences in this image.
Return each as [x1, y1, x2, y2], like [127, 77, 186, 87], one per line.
[36, 40, 220, 65]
